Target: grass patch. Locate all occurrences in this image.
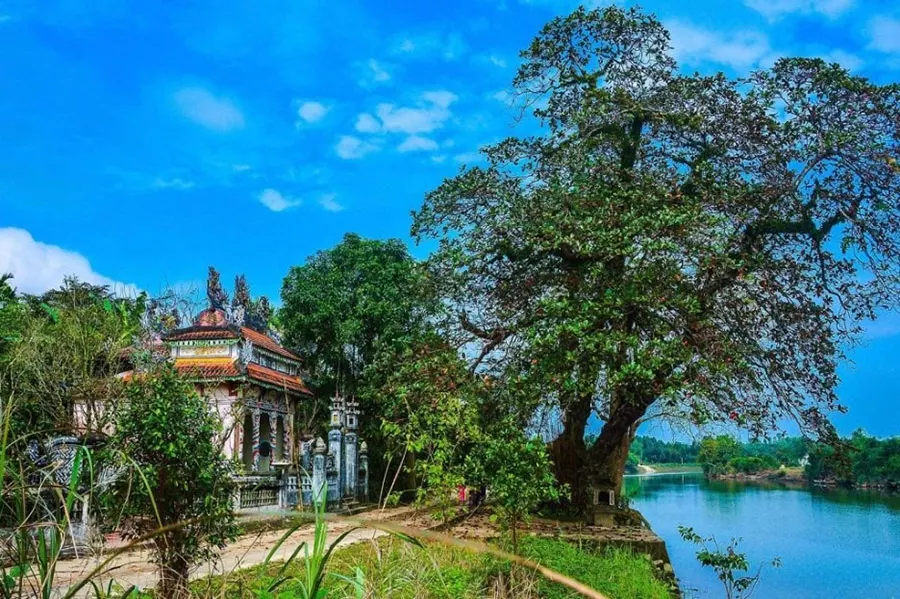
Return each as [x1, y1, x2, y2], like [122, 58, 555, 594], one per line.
[190, 534, 671, 598]
[518, 537, 670, 599]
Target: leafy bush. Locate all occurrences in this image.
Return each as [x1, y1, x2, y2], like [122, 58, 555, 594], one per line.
[467, 426, 564, 551]
[101, 364, 238, 598]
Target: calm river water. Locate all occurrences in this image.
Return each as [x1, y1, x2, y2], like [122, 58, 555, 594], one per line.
[624, 472, 900, 598]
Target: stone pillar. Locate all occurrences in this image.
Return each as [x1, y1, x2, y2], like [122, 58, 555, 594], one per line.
[344, 431, 357, 498]
[312, 437, 326, 506]
[282, 414, 292, 463]
[326, 450, 339, 507]
[328, 421, 343, 498]
[358, 441, 369, 502]
[251, 410, 261, 472]
[343, 399, 359, 498]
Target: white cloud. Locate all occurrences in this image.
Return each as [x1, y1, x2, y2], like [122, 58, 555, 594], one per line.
[0, 228, 138, 296]
[152, 177, 195, 190]
[296, 100, 329, 124]
[318, 193, 345, 212]
[744, 0, 854, 20]
[335, 135, 378, 159]
[394, 32, 467, 61]
[492, 90, 511, 103]
[454, 151, 483, 164]
[173, 86, 245, 132]
[869, 16, 900, 54]
[489, 55, 507, 68]
[355, 113, 381, 133]
[667, 20, 772, 70]
[367, 59, 391, 83]
[258, 188, 302, 212]
[397, 135, 439, 153]
[421, 90, 457, 109]
[355, 91, 458, 136]
[817, 49, 863, 70]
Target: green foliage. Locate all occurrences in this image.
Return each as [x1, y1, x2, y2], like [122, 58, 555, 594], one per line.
[0, 407, 89, 599]
[805, 430, 900, 486]
[101, 364, 237, 598]
[467, 425, 564, 549]
[517, 538, 670, 599]
[412, 3, 900, 502]
[678, 526, 780, 599]
[698, 436, 742, 476]
[629, 436, 699, 465]
[3, 277, 145, 434]
[375, 336, 483, 516]
[280, 232, 436, 497]
[318, 536, 670, 599]
[0, 275, 23, 359]
[280, 232, 432, 398]
[727, 457, 774, 475]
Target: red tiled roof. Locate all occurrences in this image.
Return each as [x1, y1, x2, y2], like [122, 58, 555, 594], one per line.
[175, 360, 242, 380]
[247, 362, 312, 396]
[165, 327, 240, 342]
[240, 327, 300, 361]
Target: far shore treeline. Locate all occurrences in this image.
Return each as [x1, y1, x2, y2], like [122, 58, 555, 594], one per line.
[623, 432, 900, 488]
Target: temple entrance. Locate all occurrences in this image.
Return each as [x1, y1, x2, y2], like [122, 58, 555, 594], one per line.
[259, 414, 272, 473]
[275, 416, 285, 462]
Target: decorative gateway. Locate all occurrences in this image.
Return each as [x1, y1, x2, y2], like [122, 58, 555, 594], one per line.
[157, 268, 368, 512]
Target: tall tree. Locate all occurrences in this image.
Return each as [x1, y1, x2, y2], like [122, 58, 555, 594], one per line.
[280, 233, 435, 490]
[280, 233, 433, 398]
[413, 6, 900, 506]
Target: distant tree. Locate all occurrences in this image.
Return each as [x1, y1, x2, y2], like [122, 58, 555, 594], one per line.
[413, 5, 900, 506]
[698, 436, 742, 476]
[102, 365, 237, 599]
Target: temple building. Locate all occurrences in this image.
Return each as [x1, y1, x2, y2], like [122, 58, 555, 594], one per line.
[155, 268, 368, 511]
[163, 306, 311, 474]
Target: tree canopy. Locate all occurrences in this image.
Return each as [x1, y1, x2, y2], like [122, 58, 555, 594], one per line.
[280, 232, 434, 399]
[1, 277, 145, 435]
[412, 5, 900, 504]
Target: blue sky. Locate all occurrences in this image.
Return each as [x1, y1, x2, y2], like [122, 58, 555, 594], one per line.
[2, 0, 900, 436]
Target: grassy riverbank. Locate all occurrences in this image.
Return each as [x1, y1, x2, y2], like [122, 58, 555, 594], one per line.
[192, 535, 672, 598]
[638, 463, 703, 474]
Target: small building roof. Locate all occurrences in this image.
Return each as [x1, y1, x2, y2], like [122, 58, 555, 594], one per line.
[162, 308, 312, 397]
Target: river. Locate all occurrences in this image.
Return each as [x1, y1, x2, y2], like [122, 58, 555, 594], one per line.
[624, 472, 900, 598]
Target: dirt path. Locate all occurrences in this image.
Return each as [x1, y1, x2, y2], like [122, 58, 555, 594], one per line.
[53, 506, 418, 596]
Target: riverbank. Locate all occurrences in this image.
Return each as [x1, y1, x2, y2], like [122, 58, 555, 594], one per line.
[709, 466, 806, 483]
[632, 463, 703, 475]
[705, 468, 900, 492]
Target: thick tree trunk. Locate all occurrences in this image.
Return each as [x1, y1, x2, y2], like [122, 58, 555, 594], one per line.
[549, 392, 593, 508]
[588, 402, 645, 503]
